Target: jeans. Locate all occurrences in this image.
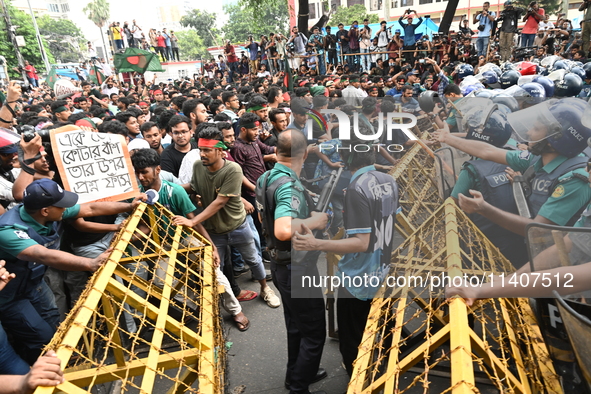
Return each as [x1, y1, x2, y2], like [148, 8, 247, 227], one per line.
[340, 46, 350, 67]
[360, 48, 370, 72]
[165, 46, 171, 61]
[317, 52, 326, 75]
[0, 323, 30, 374]
[27, 77, 38, 87]
[228, 61, 239, 82]
[211, 220, 266, 281]
[476, 36, 489, 57]
[172, 47, 179, 61]
[327, 49, 337, 66]
[348, 47, 359, 71]
[115, 39, 124, 50]
[0, 280, 60, 365]
[521, 33, 536, 48]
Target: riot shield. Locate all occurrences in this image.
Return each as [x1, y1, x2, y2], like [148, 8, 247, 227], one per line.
[526, 223, 591, 392]
[433, 146, 470, 200]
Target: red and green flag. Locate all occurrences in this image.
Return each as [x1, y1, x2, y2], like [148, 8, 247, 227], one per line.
[46, 66, 59, 90]
[89, 65, 105, 85]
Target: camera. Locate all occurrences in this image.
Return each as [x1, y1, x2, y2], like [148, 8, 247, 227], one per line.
[22, 126, 51, 143]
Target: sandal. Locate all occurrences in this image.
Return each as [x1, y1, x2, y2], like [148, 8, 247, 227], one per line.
[233, 313, 250, 332]
[236, 289, 258, 302]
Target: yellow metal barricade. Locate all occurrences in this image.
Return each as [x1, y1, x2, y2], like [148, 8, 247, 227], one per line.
[35, 203, 224, 394]
[390, 131, 443, 239]
[348, 199, 561, 394]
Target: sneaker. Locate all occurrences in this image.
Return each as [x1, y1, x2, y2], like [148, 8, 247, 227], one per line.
[261, 286, 280, 308]
[233, 266, 250, 278]
[252, 273, 272, 281]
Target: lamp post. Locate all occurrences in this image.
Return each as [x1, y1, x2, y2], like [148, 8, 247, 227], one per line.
[26, 0, 50, 73]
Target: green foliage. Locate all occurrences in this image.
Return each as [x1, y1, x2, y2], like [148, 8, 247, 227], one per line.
[238, 0, 282, 19]
[0, 1, 54, 78]
[328, 4, 379, 27]
[175, 30, 209, 61]
[37, 15, 86, 63]
[510, 0, 563, 16]
[83, 0, 110, 28]
[222, 2, 289, 44]
[180, 10, 219, 48]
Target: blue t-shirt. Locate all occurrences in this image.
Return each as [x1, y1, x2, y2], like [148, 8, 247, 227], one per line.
[476, 12, 496, 37]
[247, 42, 259, 61]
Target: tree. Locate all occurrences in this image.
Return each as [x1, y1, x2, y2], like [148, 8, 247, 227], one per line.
[175, 30, 209, 61]
[37, 15, 86, 63]
[511, 0, 562, 18]
[222, 2, 289, 44]
[180, 10, 219, 48]
[328, 4, 379, 27]
[0, 0, 54, 78]
[83, 0, 111, 59]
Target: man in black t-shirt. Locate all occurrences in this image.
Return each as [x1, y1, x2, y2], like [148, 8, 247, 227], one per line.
[160, 115, 198, 178]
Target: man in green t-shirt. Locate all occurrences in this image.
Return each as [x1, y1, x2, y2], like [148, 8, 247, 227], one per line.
[131, 149, 251, 330]
[172, 126, 280, 308]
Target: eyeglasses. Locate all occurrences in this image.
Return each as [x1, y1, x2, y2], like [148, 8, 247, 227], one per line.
[172, 130, 190, 136]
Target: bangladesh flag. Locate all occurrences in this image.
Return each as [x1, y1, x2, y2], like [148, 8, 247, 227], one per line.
[114, 48, 164, 74]
[89, 65, 105, 85]
[46, 66, 59, 90]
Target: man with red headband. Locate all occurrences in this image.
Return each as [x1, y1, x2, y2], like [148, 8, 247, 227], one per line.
[173, 126, 280, 308]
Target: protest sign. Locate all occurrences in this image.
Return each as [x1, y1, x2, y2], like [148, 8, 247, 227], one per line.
[51, 125, 139, 204]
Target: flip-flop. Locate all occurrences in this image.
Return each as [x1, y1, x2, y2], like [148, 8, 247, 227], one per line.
[234, 315, 250, 332]
[236, 290, 258, 302]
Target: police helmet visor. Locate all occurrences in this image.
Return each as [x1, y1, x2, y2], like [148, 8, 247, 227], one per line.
[461, 101, 497, 134]
[507, 102, 562, 143]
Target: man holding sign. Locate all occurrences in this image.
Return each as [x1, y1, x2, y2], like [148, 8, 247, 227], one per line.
[0, 135, 145, 365]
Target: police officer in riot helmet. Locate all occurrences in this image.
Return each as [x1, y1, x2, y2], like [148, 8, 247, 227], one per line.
[449, 104, 529, 267]
[434, 97, 591, 238]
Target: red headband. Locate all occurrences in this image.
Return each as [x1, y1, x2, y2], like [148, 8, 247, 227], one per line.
[198, 139, 228, 150]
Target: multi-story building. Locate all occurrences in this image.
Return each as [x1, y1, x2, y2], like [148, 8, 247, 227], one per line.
[156, 1, 192, 31]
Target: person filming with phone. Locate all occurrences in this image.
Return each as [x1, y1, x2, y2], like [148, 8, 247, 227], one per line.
[521, 1, 545, 47]
[473, 2, 496, 57]
[399, 9, 423, 64]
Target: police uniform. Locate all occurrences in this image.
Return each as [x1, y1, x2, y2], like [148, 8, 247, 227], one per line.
[0, 204, 80, 364]
[452, 158, 529, 267]
[256, 162, 326, 394]
[505, 150, 591, 226]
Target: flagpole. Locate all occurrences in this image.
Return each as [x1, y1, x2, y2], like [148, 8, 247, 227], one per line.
[26, 0, 50, 73]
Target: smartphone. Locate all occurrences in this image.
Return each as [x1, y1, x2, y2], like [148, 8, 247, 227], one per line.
[419, 59, 425, 63]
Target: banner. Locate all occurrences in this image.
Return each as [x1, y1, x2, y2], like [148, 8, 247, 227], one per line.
[51, 126, 139, 204]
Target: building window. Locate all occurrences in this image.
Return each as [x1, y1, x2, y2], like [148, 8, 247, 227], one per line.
[401, 0, 413, 6]
[347, 0, 364, 6]
[453, 15, 462, 21]
[419, 0, 432, 4]
[60, 3, 69, 12]
[309, 2, 316, 19]
[48, 3, 59, 12]
[370, 0, 383, 10]
[569, 2, 582, 8]
[178, 69, 187, 78]
[391, 0, 398, 8]
[430, 17, 440, 23]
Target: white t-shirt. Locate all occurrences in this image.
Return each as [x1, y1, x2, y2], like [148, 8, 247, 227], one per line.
[538, 21, 555, 31]
[178, 149, 201, 184]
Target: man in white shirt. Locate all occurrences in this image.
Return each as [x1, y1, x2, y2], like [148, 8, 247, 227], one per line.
[342, 74, 366, 106]
[131, 20, 143, 48]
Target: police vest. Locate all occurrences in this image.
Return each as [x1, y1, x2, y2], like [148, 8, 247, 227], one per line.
[256, 172, 295, 264]
[0, 205, 60, 305]
[466, 159, 528, 267]
[526, 155, 589, 222]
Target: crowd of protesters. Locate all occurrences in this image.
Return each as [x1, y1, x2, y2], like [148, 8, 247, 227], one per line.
[3, 2, 591, 393]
